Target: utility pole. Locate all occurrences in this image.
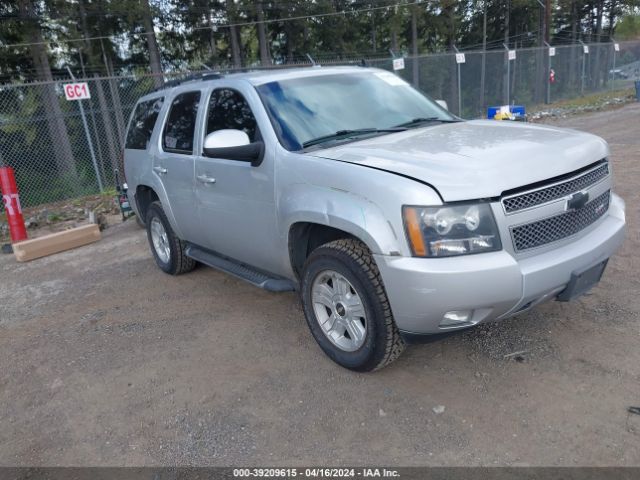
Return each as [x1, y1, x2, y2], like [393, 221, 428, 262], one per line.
[480, 0, 487, 115]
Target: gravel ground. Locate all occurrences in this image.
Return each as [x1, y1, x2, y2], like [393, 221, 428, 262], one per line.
[0, 104, 639, 467]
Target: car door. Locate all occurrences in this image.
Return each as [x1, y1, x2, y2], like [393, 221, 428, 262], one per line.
[153, 89, 203, 242]
[194, 85, 279, 273]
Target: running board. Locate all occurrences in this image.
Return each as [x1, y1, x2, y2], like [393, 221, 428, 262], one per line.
[185, 244, 296, 292]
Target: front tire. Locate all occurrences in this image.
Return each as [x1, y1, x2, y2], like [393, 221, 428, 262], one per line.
[145, 201, 196, 275]
[300, 239, 405, 372]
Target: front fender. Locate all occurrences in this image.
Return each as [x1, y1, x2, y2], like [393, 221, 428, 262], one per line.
[279, 183, 402, 255]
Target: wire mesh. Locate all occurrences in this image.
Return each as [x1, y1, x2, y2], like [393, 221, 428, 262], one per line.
[0, 40, 638, 210]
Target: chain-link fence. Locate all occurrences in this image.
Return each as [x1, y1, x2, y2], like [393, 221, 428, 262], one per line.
[1, 40, 639, 210]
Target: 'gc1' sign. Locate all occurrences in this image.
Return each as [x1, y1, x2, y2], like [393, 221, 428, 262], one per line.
[64, 82, 91, 100]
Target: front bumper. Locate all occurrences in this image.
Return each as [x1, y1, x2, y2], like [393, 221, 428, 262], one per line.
[374, 193, 626, 336]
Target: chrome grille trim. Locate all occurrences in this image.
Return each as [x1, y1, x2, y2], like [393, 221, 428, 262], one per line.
[510, 190, 610, 252]
[502, 162, 609, 214]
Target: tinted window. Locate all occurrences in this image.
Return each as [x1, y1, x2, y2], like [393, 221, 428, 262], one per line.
[163, 91, 201, 154]
[125, 97, 164, 150]
[206, 89, 257, 142]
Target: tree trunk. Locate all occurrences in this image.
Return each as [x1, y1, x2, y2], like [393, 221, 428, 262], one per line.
[141, 0, 163, 88]
[411, 7, 419, 87]
[545, 0, 551, 43]
[78, 0, 92, 59]
[227, 0, 242, 68]
[17, 0, 77, 178]
[101, 41, 126, 144]
[284, 22, 295, 62]
[256, 2, 271, 66]
[569, 0, 578, 91]
[607, 0, 616, 37]
[593, 0, 604, 88]
[370, 4, 376, 53]
[94, 74, 121, 177]
[208, 12, 218, 65]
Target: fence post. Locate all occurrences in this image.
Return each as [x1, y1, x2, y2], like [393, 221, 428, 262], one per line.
[545, 42, 552, 104]
[503, 43, 510, 105]
[66, 67, 104, 192]
[611, 41, 617, 91]
[579, 41, 587, 95]
[453, 46, 462, 116]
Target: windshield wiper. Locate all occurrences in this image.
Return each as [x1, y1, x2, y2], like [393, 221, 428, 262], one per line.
[302, 128, 405, 149]
[392, 117, 460, 128]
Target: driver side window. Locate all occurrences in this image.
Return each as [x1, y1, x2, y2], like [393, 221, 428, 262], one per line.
[206, 89, 258, 142]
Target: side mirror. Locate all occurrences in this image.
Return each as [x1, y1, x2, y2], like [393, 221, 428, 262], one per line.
[436, 100, 449, 111]
[203, 129, 264, 166]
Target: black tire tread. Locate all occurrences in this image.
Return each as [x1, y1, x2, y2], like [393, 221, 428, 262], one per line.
[312, 238, 405, 370]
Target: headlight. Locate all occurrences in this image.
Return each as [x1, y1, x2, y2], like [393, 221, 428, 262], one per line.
[403, 203, 501, 257]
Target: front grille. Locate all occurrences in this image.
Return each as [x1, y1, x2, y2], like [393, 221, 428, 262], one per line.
[502, 162, 609, 213]
[511, 190, 610, 252]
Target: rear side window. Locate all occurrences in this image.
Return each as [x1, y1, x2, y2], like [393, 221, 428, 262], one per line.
[162, 91, 201, 154]
[125, 97, 164, 150]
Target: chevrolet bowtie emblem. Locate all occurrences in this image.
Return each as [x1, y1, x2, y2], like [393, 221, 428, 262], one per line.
[566, 190, 589, 211]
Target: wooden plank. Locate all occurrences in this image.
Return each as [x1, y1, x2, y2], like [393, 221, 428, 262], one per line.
[13, 224, 101, 262]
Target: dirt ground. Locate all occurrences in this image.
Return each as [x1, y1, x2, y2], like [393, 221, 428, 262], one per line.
[1, 104, 639, 467]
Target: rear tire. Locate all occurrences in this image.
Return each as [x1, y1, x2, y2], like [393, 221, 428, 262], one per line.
[300, 238, 405, 371]
[145, 201, 196, 275]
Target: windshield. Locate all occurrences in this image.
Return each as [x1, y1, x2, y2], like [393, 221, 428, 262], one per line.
[256, 71, 456, 151]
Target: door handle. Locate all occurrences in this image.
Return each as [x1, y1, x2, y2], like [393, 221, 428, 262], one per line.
[153, 166, 168, 175]
[197, 174, 216, 184]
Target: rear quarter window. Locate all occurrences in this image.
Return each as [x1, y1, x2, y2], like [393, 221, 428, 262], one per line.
[125, 97, 164, 150]
[162, 91, 201, 154]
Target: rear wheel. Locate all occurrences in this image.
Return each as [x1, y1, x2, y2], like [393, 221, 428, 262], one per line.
[145, 201, 196, 275]
[300, 239, 405, 371]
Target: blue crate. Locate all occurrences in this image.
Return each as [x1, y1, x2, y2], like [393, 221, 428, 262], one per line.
[487, 105, 526, 120]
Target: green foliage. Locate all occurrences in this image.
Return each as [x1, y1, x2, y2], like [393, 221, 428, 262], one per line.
[11, 163, 101, 208]
[616, 15, 640, 40]
[2, 0, 638, 82]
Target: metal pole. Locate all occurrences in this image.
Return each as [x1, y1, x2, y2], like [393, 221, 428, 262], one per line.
[503, 43, 510, 105]
[580, 41, 586, 96]
[545, 41, 551, 104]
[479, 0, 487, 116]
[611, 40, 616, 92]
[453, 45, 462, 116]
[66, 67, 103, 192]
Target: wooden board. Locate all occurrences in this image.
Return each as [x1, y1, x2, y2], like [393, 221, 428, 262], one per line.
[12, 224, 101, 262]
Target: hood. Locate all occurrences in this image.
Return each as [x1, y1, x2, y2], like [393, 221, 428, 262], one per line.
[306, 120, 609, 201]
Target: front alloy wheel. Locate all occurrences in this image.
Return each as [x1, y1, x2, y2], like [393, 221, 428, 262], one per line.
[311, 270, 367, 352]
[301, 238, 405, 372]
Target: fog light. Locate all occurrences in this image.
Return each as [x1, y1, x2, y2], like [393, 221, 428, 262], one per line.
[440, 310, 473, 327]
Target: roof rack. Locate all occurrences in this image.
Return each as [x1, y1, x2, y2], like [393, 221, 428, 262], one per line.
[155, 72, 224, 91]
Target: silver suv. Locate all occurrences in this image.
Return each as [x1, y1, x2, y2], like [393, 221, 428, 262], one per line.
[124, 67, 626, 371]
